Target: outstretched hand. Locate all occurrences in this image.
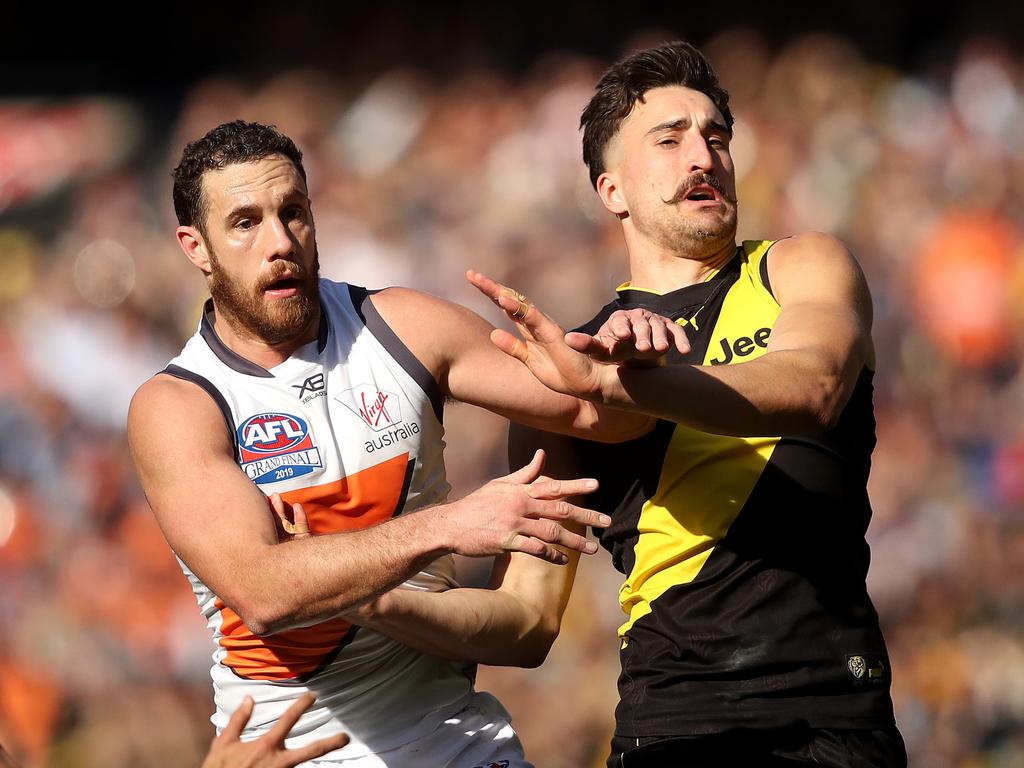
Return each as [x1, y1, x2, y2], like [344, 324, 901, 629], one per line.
[200, 693, 348, 768]
[566, 307, 689, 366]
[467, 269, 605, 400]
[442, 448, 608, 565]
[467, 270, 688, 397]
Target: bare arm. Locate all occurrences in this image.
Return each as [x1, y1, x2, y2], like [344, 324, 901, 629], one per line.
[338, 426, 589, 668]
[476, 233, 874, 437]
[128, 379, 609, 636]
[367, 287, 656, 443]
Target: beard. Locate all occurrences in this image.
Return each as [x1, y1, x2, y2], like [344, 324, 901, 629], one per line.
[208, 247, 320, 345]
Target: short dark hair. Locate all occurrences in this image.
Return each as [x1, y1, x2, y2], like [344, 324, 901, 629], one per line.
[172, 120, 307, 235]
[580, 41, 733, 188]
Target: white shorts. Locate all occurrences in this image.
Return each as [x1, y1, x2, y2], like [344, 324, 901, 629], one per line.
[303, 691, 532, 768]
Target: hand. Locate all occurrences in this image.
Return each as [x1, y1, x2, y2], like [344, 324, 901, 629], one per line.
[467, 269, 606, 399]
[200, 693, 349, 768]
[269, 494, 311, 541]
[565, 307, 690, 367]
[440, 449, 609, 565]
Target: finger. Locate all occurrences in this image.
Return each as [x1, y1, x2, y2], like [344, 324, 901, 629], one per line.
[527, 477, 599, 500]
[503, 449, 546, 485]
[668, 320, 691, 354]
[280, 733, 351, 767]
[265, 692, 317, 744]
[629, 313, 653, 352]
[269, 493, 289, 530]
[502, 533, 570, 565]
[289, 502, 311, 537]
[527, 499, 612, 529]
[516, 519, 599, 554]
[649, 318, 671, 352]
[609, 313, 635, 340]
[465, 269, 504, 303]
[489, 328, 530, 364]
[564, 331, 608, 356]
[220, 695, 254, 742]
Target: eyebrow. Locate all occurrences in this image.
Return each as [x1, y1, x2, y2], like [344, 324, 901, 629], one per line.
[646, 117, 730, 136]
[223, 189, 310, 221]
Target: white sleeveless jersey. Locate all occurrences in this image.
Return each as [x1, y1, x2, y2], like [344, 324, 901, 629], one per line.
[163, 280, 474, 759]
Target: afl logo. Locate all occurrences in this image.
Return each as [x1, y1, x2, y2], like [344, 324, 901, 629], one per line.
[236, 412, 323, 485]
[238, 413, 309, 453]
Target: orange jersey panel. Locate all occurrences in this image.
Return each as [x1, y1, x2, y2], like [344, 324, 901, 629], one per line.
[218, 453, 413, 681]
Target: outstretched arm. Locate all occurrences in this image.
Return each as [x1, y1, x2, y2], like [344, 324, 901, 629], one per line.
[471, 233, 873, 437]
[128, 377, 609, 636]
[366, 286, 664, 443]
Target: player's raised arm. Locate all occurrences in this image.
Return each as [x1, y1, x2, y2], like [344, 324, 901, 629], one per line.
[128, 378, 610, 636]
[366, 285, 661, 444]
[471, 232, 873, 437]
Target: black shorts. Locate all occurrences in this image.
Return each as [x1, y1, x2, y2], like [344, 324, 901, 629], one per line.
[608, 727, 907, 768]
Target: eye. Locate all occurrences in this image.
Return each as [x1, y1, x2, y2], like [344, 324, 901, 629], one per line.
[284, 205, 307, 222]
[708, 136, 729, 149]
[236, 218, 255, 230]
[657, 138, 678, 147]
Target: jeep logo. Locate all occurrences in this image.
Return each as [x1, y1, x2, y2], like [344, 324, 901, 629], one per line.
[708, 327, 771, 365]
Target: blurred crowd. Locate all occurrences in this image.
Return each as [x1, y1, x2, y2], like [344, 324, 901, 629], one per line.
[1, 29, 1023, 768]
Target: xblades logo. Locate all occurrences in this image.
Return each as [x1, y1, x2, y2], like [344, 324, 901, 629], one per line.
[292, 373, 326, 401]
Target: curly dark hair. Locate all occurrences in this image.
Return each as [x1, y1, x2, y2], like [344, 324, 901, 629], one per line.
[172, 120, 307, 236]
[580, 41, 733, 188]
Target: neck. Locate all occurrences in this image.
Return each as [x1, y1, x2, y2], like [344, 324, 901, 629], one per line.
[209, 304, 321, 370]
[625, 237, 737, 293]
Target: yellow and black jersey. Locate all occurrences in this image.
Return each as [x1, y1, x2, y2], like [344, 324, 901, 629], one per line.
[514, 240, 896, 739]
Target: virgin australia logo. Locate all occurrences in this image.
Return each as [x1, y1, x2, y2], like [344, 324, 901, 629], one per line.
[339, 385, 402, 431]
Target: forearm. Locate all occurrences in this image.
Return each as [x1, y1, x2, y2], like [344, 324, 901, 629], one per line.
[568, 400, 657, 443]
[356, 586, 557, 668]
[601, 349, 849, 437]
[235, 509, 450, 635]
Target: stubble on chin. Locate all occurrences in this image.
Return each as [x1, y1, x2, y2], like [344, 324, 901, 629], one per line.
[654, 203, 739, 256]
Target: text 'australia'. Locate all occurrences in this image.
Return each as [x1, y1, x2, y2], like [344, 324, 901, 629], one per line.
[366, 422, 420, 453]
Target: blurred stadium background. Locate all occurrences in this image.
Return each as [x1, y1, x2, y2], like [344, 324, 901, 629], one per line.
[2, 3, 1024, 765]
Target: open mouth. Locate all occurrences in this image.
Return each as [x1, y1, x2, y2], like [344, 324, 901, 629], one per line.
[264, 276, 301, 295]
[684, 185, 719, 202]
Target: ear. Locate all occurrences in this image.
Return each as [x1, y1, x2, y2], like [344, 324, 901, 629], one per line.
[596, 172, 628, 217]
[176, 226, 212, 274]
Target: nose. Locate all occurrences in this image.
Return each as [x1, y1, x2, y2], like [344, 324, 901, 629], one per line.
[685, 134, 714, 174]
[264, 215, 295, 261]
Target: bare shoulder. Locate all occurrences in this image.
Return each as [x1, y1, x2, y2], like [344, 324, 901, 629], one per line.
[767, 232, 869, 306]
[368, 286, 497, 386]
[128, 374, 233, 476]
[129, 373, 222, 433]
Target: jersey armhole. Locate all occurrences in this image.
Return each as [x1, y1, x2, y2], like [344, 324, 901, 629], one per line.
[745, 238, 787, 309]
[160, 365, 241, 462]
[346, 285, 445, 423]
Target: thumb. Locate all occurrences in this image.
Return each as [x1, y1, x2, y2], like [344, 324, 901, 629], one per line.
[504, 449, 546, 484]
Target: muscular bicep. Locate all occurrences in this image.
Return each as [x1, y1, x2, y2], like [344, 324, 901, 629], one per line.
[765, 232, 875, 383]
[128, 375, 276, 610]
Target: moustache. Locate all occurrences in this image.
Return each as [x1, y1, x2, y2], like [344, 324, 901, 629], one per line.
[256, 262, 310, 292]
[663, 173, 737, 205]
